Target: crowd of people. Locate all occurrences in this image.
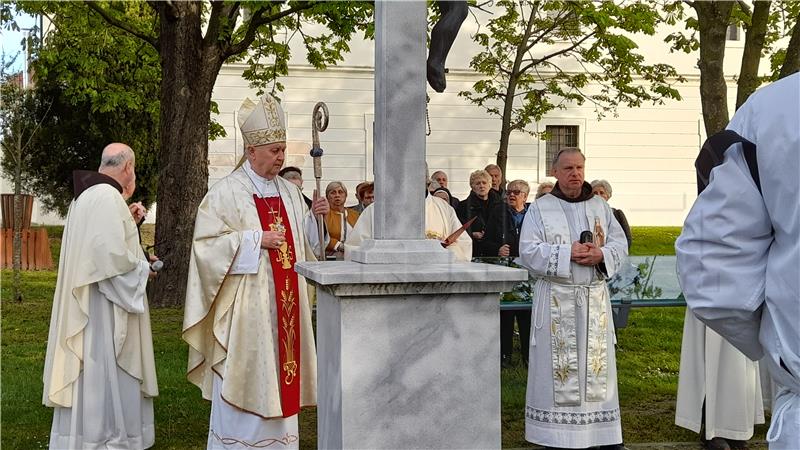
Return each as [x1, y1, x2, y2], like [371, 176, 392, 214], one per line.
[41, 73, 800, 450]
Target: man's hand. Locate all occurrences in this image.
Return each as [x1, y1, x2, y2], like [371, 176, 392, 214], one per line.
[261, 230, 286, 250]
[129, 202, 147, 223]
[148, 254, 159, 278]
[498, 244, 510, 257]
[312, 189, 330, 216]
[571, 241, 590, 262]
[471, 230, 485, 240]
[574, 242, 604, 266]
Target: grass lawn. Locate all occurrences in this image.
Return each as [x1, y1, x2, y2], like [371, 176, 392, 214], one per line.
[630, 226, 682, 256]
[1, 227, 770, 448]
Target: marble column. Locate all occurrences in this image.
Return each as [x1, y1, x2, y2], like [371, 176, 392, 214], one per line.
[296, 1, 529, 449]
[297, 262, 527, 449]
[350, 0, 448, 265]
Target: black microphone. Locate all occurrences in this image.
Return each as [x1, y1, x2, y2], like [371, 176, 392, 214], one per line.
[579, 230, 593, 244]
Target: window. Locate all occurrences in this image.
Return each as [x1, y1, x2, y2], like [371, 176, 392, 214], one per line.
[726, 25, 740, 41]
[545, 125, 579, 172]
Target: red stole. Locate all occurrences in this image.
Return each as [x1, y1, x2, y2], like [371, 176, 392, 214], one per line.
[253, 194, 301, 417]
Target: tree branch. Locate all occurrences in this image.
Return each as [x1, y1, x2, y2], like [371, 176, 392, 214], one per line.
[779, 13, 800, 78]
[225, 1, 320, 58]
[736, 0, 752, 18]
[519, 31, 595, 74]
[227, 1, 242, 22]
[85, 2, 158, 50]
[473, 1, 493, 14]
[204, 1, 239, 48]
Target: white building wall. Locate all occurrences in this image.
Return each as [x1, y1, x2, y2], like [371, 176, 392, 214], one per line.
[18, 8, 765, 226]
[210, 69, 737, 226]
[206, 12, 757, 226]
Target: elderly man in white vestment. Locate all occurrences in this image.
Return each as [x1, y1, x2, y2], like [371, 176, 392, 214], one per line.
[676, 73, 800, 450]
[183, 94, 329, 449]
[517, 147, 628, 450]
[43, 143, 159, 449]
[343, 185, 473, 262]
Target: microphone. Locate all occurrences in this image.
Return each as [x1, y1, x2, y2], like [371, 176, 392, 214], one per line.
[150, 260, 164, 272]
[579, 230, 593, 244]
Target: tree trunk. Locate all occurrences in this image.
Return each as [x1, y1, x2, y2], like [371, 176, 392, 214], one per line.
[13, 134, 23, 302]
[497, 78, 517, 178]
[779, 14, 800, 79]
[150, 2, 225, 307]
[694, 1, 734, 136]
[736, 1, 771, 110]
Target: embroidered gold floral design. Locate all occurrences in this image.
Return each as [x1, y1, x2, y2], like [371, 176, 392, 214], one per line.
[425, 230, 444, 240]
[550, 295, 571, 384]
[281, 278, 297, 385]
[586, 289, 609, 401]
[270, 217, 294, 270]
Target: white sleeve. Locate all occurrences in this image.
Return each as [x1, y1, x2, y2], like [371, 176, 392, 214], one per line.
[599, 206, 629, 278]
[97, 259, 150, 314]
[516, 204, 571, 279]
[676, 144, 772, 360]
[304, 212, 329, 257]
[449, 206, 473, 262]
[230, 230, 262, 275]
[343, 206, 373, 261]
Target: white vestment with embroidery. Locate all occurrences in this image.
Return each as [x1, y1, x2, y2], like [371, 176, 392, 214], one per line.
[517, 194, 628, 448]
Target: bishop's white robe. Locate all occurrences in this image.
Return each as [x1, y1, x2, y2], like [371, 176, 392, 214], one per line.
[675, 312, 765, 440]
[517, 193, 628, 448]
[676, 73, 800, 449]
[343, 195, 473, 262]
[183, 161, 322, 449]
[43, 182, 158, 449]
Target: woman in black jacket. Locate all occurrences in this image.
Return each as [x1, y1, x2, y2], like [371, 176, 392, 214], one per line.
[456, 169, 502, 257]
[591, 179, 632, 250]
[483, 180, 532, 367]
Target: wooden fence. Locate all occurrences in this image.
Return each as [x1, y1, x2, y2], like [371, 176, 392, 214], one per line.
[0, 228, 53, 270]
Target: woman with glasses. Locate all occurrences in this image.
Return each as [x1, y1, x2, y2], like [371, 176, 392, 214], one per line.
[485, 180, 532, 367]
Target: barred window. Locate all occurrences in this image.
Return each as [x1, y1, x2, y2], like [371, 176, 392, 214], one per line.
[726, 25, 740, 41]
[545, 125, 579, 172]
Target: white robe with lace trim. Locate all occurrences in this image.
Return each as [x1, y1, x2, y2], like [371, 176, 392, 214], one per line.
[517, 194, 628, 448]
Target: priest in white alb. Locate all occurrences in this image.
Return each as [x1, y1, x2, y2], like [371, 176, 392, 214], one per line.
[677, 73, 800, 450]
[43, 143, 158, 449]
[675, 313, 765, 449]
[517, 147, 628, 449]
[183, 94, 328, 449]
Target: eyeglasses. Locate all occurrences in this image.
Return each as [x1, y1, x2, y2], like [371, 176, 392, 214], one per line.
[507, 189, 527, 196]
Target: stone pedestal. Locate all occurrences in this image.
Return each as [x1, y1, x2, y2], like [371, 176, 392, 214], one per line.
[296, 261, 527, 450]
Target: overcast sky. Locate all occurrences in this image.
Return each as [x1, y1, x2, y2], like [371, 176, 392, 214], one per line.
[2, 12, 36, 73]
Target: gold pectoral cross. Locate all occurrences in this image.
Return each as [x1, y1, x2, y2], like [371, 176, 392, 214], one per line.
[270, 216, 293, 269]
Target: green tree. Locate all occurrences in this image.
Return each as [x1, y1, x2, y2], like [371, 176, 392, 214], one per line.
[15, 1, 373, 306]
[11, 1, 160, 215]
[460, 0, 683, 175]
[0, 72, 50, 302]
[664, 0, 800, 135]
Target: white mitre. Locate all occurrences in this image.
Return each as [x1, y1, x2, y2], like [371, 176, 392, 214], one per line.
[238, 94, 287, 147]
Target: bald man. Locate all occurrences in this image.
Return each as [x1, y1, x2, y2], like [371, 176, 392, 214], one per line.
[43, 143, 160, 449]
